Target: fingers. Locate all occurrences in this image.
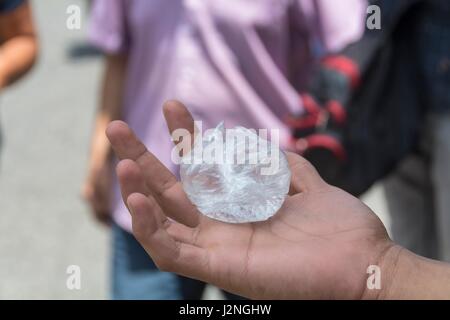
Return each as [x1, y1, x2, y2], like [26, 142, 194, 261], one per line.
[116, 159, 166, 225]
[82, 172, 112, 226]
[83, 185, 111, 225]
[127, 193, 181, 263]
[116, 159, 147, 203]
[163, 100, 195, 139]
[105, 120, 147, 160]
[107, 121, 200, 227]
[166, 221, 200, 246]
[127, 193, 210, 281]
[163, 100, 197, 157]
[117, 166, 202, 244]
[286, 152, 328, 193]
[117, 164, 200, 243]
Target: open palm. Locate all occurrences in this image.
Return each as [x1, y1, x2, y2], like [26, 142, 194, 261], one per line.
[106, 101, 394, 299]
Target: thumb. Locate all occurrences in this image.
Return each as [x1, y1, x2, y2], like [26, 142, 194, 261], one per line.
[286, 152, 328, 193]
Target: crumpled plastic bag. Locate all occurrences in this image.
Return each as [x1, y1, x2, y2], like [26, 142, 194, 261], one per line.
[180, 123, 291, 223]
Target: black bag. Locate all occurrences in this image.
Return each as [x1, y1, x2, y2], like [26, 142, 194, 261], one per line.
[291, 0, 426, 196]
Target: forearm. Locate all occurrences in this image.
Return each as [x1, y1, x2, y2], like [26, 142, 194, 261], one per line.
[377, 245, 450, 299]
[87, 54, 128, 170]
[0, 1, 37, 88]
[0, 35, 37, 88]
[88, 113, 115, 170]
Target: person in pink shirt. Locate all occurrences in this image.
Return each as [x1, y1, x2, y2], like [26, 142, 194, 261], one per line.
[83, 0, 367, 299]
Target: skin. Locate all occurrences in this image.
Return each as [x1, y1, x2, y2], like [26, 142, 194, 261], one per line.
[106, 100, 450, 299]
[82, 53, 127, 225]
[0, 0, 37, 89]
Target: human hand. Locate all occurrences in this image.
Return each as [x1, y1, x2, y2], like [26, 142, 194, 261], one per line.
[105, 100, 398, 299]
[82, 159, 113, 226]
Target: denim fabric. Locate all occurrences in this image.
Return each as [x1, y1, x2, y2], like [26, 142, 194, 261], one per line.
[0, 0, 24, 12]
[111, 223, 182, 300]
[111, 223, 247, 300]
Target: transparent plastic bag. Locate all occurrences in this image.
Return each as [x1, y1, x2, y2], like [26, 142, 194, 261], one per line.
[180, 123, 291, 223]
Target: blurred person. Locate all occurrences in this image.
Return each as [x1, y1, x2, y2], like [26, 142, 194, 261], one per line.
[280, 0, 450, 264]
[383, 0, 450, 262]
[83, 0, 366, 299]
[106, 103, 450, 300]
[0, 0, 37, 90]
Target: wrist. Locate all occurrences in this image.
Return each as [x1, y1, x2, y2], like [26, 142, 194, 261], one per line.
[366, 244, 450, 299]
[87, 126, 113, 173]
[369, 244, 405, 299]
[358, 242, 403, 300]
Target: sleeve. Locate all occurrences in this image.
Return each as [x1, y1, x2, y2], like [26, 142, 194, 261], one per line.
[0, 0, 25, 13]
[292, 0, 367, 55]
[88, 0, 130, 54]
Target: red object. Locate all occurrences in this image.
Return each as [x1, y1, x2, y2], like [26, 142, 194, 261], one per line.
[326, 100, 347, 125]
[297, 134, 347, 161]
[322, 55, 361, 89]
[301, 93, 321, 114]
[284, 113, 320, 129]
[285, 94, 323, 129]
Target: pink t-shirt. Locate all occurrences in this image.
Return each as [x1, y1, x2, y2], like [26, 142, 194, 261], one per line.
[89, 0, 367, 232]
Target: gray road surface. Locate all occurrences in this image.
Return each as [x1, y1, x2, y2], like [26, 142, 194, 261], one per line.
[0, 0, 108, 299]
